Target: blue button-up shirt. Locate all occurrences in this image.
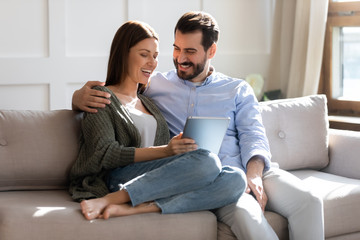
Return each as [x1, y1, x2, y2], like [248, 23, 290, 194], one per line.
[143, 69, 271, 172]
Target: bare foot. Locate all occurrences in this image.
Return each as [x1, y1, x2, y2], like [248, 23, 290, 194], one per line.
[80, 190, 131, 220]
[102, 202, 161, 220]
[80, 198, 109, 220]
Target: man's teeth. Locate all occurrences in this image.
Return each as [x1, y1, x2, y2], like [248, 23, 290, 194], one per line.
[142, 69, 151, 73]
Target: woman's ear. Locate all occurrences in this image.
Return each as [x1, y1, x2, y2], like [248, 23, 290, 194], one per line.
[208, 43, 217, 59]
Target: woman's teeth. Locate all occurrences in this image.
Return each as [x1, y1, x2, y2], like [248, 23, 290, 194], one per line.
[142, 69, 151, 74]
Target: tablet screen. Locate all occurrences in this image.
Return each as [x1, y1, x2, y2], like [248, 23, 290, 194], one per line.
[182, 116, 230, 154]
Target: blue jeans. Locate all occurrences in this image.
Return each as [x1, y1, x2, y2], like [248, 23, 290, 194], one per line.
[106, 149, 246, 214]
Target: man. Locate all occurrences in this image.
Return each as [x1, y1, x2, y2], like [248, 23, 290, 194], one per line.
[72, 11, 324, 240]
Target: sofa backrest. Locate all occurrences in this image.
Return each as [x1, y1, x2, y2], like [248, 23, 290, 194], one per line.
[0, 110, 82, 191]
[0, 95, 330, 191]
[259, 94, 330, 171]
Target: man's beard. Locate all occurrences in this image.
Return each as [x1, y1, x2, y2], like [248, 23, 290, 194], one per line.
[173, 58, 206, 81]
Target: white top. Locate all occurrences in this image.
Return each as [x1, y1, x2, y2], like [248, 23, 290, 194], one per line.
[127, 107, 157, 148]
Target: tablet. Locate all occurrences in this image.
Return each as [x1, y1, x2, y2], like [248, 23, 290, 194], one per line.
[182, 116, 230, 154]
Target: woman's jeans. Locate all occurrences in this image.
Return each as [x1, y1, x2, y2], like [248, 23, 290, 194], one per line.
[106, 149, 246, 214]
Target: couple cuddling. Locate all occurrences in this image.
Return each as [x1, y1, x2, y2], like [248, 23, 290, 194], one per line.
[69, 11, 324, 240]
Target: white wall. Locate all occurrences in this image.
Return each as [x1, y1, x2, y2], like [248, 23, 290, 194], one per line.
[0, 0, 275, 110]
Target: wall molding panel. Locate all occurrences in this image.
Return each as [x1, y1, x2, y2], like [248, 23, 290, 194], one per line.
[0, 84, 49, 110]
[0, 0, 274, 110]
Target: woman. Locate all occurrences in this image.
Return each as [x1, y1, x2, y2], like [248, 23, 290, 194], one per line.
[69, 20, 246, 220]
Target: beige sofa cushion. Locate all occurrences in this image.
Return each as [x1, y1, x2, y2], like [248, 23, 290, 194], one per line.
[0, 110, 82, 190]
[291, 170, 360, 238]
[260, 95, 329, 171]
[324, 128, 360, 179]
[0, 190, 217, 240]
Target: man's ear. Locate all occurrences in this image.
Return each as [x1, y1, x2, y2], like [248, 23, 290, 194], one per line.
[208, 43, 217, 59]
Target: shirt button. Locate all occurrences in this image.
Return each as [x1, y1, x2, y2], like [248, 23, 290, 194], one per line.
[0, 139, 7, 146]
[278, 131, 286, 139]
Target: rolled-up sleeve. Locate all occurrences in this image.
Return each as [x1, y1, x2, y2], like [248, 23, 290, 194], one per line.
[234, 82, 272, 172]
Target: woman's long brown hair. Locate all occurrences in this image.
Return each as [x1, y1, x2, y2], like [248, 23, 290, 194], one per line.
[105, 21, 159, 90]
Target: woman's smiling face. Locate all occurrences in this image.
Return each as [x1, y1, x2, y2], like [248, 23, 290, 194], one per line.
[126, 37, 159, 86]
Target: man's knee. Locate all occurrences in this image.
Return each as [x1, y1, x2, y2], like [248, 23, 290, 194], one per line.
[220, 193, 262, 221]
[305, 191, 323, 212]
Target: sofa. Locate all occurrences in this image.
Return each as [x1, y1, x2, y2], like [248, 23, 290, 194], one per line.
[0, 94, 360, 240]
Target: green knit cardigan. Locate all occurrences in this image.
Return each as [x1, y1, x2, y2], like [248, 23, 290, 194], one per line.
[69, 86, 170, 202]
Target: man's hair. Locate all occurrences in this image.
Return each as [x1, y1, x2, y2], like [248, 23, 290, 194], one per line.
[175, 11, 219, 51]
[105, 21, 159, 87]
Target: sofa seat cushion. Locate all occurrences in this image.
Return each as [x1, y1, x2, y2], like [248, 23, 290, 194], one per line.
[291, 170, 360, 238]
[326, 232, 360, 240]
[0, 190, 217, 240]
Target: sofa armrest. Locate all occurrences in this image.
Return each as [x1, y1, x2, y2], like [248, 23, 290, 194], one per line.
[321, 128, 360, 179]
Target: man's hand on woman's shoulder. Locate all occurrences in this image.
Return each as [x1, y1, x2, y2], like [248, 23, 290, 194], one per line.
[72, 81, 111, 113]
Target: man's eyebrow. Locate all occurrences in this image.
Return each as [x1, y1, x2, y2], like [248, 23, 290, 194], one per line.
[172, 44, 197, 51]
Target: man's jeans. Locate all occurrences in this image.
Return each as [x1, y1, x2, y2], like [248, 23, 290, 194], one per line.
[107, 149, 246, 214]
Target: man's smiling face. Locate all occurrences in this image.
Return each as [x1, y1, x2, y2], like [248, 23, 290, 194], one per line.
[172, 30, 209, 82]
